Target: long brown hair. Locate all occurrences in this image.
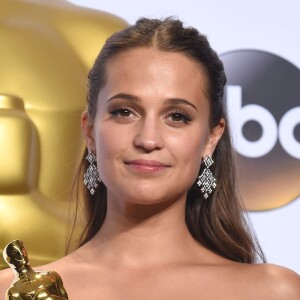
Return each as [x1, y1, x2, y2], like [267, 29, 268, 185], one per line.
[69, 17, 266, 263]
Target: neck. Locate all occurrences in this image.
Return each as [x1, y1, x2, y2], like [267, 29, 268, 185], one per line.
[14, 264, 34, 279]
[86, 193, 207, 268]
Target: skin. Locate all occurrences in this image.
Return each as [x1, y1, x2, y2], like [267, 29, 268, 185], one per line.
[1, 48, 300, 299]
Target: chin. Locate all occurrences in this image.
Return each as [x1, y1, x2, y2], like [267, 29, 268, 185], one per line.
[125, 192, 169, 205]
[106, 178, 188, 206]
[121, 187, 186, 207]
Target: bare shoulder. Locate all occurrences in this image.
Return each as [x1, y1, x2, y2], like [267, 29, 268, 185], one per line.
[0, 268, 14, 296]
[37, 253, 76, 276]
[243, 263, 300, 299]
[36, 251, 85, 286]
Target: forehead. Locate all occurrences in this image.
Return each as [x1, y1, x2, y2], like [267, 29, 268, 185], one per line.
[100, 48, 209, 102]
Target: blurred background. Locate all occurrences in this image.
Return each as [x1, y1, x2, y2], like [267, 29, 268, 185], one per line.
[1, 0, 299, 273]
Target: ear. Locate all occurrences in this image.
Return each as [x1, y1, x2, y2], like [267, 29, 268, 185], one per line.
[202, 118, 225, 157]
[81, 111, 96, 152]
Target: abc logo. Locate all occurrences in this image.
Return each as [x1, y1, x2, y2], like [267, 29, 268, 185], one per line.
[226, 85, 300, 159]
[221, 50, 300, 210]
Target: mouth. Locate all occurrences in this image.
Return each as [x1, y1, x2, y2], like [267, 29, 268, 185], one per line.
[124, 159, 171, 173]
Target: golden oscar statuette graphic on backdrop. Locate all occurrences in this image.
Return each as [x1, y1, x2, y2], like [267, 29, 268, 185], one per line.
[0, 0, 127, 269]
[3, 240, 68, 300]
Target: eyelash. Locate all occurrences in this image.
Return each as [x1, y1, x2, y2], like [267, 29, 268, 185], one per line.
[164, 109, 191, 124]
[109, 106, 191, 124]
[109, 106, 137, 118]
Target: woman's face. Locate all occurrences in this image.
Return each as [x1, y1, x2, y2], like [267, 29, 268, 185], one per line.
[83, 48, 224, 205]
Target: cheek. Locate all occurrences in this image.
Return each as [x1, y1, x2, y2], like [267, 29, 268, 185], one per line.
[168, 128, 208, 176]
[94, 123, 129, 171]
[184, 140, 204, 175]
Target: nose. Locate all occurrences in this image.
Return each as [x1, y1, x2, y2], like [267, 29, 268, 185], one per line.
[133, 116, 163, 151]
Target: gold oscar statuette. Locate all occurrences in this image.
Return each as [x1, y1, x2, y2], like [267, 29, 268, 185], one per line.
[0, 0, 127, 269]
[3, 240, 68, 300]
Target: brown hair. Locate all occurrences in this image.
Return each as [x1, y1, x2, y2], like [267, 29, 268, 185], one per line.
[70, 17, 265, 263]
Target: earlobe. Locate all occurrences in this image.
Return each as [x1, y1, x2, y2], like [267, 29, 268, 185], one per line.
[81, 111, 96, 151]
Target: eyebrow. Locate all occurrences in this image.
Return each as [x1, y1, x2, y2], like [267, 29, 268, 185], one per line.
[164, 98, 198, 111]
[106, 93, 139, 103]
[106, 93, 198, 111]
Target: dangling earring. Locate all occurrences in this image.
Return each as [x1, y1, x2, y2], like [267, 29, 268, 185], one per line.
[83, 151, 101, 195]
[197, 155, 217, 199]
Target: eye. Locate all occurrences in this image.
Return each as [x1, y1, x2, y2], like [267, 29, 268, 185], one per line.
[164, 110, 191, 125]
[109, 107, 137, 119]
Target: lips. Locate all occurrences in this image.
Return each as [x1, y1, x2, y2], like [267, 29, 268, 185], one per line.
[124, 159, 170, 173]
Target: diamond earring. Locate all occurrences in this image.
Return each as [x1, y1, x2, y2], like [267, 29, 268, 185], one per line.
[83, 151, 101, 195]
[197, 156, 217, 199]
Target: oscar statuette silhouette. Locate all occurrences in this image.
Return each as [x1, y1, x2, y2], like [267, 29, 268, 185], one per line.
[3, 240, 68, 299]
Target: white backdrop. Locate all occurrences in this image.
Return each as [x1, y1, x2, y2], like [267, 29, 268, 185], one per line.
[68, 0, 300, 273]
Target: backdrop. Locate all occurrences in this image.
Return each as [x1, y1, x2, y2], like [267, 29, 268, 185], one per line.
[68, 0, 300, 273]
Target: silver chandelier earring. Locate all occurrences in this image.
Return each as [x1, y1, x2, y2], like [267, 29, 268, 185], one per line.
[83, 151, 101, 195]
[197, 155, 217, 199]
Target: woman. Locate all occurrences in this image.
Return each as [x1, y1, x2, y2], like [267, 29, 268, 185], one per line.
[1, 17, 300, 299]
